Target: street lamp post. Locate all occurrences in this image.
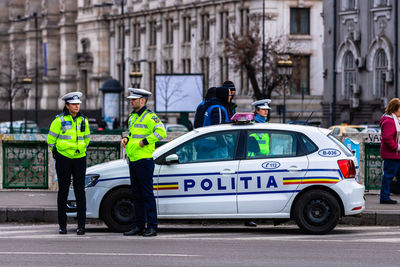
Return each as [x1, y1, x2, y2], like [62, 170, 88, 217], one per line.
[277, 54, 293, 123]
[22, 78, 32, 134]
[129, 71, 143, 88]
[10, 13, 39, 125]
[94, 0, 126, 123]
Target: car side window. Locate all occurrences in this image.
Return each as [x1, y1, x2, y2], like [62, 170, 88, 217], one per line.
[175, 131, 238, 163]
[246, 130, 298, 159]
[332, 128, 340, 136]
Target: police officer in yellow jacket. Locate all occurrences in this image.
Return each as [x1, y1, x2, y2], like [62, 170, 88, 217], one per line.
[251, 99, 271, 155]
[122, 88, 166, 237]
[46, 92, 90, 235]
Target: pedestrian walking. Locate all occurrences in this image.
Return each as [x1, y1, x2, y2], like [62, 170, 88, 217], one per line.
[203, 86, 231, 126]
[46, 92, 91, 235]
[379, 98, 400, 204]
[122, 88, 167, 237]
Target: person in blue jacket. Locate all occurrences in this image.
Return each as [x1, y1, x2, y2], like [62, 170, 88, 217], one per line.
[203, 86, 231, 126]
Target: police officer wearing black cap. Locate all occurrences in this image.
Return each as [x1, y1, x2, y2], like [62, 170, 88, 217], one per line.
[47, 92, 91, 235]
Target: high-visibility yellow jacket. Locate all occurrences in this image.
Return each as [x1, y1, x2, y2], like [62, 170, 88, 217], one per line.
[250, 132, 270, 155]
[125, 107, 167, 162]
[47, 111, 91, 159]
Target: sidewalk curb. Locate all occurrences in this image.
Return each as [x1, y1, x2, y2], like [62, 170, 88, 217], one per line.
[1, 207, 399, 226]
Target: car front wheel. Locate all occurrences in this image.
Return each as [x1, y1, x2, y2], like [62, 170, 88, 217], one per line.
[293, 189, 340, 234]
[101, 188, 135, 232]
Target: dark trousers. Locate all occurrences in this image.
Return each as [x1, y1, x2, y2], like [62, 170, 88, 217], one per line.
[129, 158, 157, 229]
[380, 159, 400, 201]
[55, 154, 87, 228]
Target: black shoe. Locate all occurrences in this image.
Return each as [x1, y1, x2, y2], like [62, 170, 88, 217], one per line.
[380, 199, 397, 204]
[142, 228, 157, 237]
[244, 221, 257, 227]
[123, 227, 144, 236]
[76, 227, 85, 235]
[59, 227, 67, 234]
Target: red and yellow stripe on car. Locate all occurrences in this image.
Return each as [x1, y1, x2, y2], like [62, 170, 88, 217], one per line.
[153, 183, 179, 190]
[283, 177, 341, 185]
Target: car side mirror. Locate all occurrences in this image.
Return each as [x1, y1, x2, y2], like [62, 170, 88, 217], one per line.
[165, 154, 179, 164]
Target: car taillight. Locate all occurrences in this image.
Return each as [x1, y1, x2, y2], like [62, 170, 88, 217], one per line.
[337, 159, 356, 179]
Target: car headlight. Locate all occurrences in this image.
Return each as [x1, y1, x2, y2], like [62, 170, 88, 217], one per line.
[85, 174, 100, 187]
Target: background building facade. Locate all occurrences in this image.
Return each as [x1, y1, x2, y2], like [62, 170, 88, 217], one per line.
[0, 0, 323, 127]
[323, 0, 398, 127]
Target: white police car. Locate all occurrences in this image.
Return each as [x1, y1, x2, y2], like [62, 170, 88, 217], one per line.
[67, 114, 365, 234]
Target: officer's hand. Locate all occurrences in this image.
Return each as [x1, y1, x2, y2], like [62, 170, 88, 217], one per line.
[139, 140, 144, 148]
[121, 138, 128, 148]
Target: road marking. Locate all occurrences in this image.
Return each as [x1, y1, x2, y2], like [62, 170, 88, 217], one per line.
[0, 252, 199, 257]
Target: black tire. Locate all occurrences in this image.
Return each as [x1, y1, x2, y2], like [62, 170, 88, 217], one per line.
[293, 189, 340, 234]
[101, 188, 135, 232]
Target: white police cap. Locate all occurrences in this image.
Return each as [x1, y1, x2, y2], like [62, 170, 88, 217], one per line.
[61, 92, 82, 104]
[127, 88, 152, 99]
[251, 99, 271, 110]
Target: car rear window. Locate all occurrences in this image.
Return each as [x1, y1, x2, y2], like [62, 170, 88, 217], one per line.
[328, 135, 353, 157]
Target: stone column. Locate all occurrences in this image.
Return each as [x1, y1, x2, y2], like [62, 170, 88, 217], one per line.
[58, 0, 77, 110]
[40, 0, 60, 109]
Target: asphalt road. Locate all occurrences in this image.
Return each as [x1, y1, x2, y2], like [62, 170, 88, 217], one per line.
[0, 223, 399, 267]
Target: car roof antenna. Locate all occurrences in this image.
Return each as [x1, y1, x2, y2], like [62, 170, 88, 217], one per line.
[305, 111, 314, 123]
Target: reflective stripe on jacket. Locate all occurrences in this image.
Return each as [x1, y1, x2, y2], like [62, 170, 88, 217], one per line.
[125, 108, 167, 162]
[46, 112, 91, 159]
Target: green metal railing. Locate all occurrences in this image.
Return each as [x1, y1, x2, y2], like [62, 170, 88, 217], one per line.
[364, 143, 383, 190]
[86, 141, 121, 167]
[2, 141, 48, 189]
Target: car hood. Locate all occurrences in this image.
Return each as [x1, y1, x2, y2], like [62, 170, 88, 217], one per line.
[86, 159, 129, 179]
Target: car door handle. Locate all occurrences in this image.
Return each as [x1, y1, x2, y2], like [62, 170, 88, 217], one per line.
[287, 166, 302, 172]
[220, 169, 235, 175]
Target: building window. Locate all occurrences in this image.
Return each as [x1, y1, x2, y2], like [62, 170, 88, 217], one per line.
[201, 13, 210, 41]
[290, 55, 310, 96]
[149, 61, 156, 92]
[343, 52, 356, 99]
[132, 22, 141, 48]
[200, 57, 209, 90]
[83, 0, 91, 7]
[219, 11, 229, 39]
[164, 60, 173, 73]
[290, 8, 310, 35]
[374, 49, 388, 98]
[374, 0, 388, 7]
[183, 16, 191, 43]
[165, 18, 173, 45]
[219, 56, 229, 83]
[132, 61, 140, 73]
[342, 0, 357, 10]
[182, 59, 191, 73]
[149, 20, 157, 46]
[118, 25, 123, 49]
[240, 8, 250, 35]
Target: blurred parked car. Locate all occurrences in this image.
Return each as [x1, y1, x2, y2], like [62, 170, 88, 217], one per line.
[0, 121, 39, 134]
[328, 125, 365, 136]
[165, 123, 189, 133]
[360, 124, 380, 133]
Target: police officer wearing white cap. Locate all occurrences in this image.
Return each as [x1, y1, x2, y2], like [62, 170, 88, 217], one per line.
[251, 99, 271, 123]
[46, 92, 91, 235]
[122, 88, 167, 237]
[243, 99, 272, 228]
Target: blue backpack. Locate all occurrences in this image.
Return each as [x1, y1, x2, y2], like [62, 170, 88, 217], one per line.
[203, 104, 229, 126]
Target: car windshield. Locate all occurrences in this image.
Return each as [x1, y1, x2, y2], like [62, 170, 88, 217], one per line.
[345, 127, 362, 133]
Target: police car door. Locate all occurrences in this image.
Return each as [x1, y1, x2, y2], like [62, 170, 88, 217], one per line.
[156, 131, 240, 215]
[237, 130, 308, 214]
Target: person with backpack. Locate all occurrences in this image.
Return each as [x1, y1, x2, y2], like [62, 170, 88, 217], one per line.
[203, 86, 231, 126]
[193, 87, 216, 128]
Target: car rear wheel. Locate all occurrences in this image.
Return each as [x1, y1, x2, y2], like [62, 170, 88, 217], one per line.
[101, 188, 135, 232]
[293, 189, 340, 234]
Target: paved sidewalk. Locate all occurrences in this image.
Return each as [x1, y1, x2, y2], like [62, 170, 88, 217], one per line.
[0, 190, 399, 226]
